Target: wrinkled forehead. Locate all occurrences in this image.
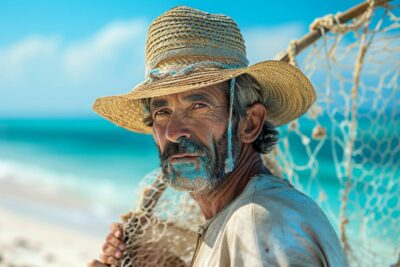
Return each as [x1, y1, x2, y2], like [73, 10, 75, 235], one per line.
[149, 82, 229, 108]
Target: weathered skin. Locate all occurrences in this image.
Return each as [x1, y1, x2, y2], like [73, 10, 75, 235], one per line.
[150, 83, 269, 219]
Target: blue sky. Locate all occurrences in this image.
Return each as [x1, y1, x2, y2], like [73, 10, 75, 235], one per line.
[0, 0, 366, 117]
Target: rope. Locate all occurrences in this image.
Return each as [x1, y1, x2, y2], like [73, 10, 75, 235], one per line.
[310, 0, 376, 34]
[146, 61, 242, 81]
[287, 40, 298, 67]
[338, 0, 376, 260]
[225, 77, 236, 173]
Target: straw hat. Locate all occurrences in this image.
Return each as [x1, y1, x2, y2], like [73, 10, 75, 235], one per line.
[93, 6, 316, 134]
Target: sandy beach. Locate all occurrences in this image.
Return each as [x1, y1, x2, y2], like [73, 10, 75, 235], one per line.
[0, 164, 121, 267]
[0, 206, 103, 267]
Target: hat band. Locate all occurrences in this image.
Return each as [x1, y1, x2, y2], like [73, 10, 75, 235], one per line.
[146, 61, 243, 82]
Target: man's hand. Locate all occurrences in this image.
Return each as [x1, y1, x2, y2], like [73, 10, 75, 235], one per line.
[89, 222, 127, 266]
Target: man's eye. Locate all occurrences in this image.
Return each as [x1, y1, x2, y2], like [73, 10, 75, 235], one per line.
[154, 109, 169, 117]
[193, 103, 207, 109]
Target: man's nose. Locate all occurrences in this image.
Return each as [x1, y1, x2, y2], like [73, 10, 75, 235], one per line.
[165, 115, 191, 143]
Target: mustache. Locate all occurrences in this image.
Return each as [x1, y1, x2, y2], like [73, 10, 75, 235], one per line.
[160, 138, 208, 162]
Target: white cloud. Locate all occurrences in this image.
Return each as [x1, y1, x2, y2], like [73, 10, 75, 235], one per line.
[63, 20, 147, 80]
[0, 19, 148, 116]
[0, 36, 60, 79]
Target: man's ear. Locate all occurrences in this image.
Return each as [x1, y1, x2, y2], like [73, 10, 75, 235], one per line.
[238, 103, 266, 144]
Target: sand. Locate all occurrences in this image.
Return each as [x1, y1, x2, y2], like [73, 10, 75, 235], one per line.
[0, 206, 104, 267]
[0, 174, 115, 267]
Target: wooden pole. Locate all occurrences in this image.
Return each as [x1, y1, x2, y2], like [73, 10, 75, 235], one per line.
[277, 0, 391, 62]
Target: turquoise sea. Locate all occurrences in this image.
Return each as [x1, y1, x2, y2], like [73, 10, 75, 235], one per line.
[0, 118, 160, 234]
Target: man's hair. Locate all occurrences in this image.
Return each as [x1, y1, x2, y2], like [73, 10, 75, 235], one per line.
[232, 74, 278, 154]
[141, 73, 278, 154]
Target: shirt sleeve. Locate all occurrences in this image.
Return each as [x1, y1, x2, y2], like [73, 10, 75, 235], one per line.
[224, 202, 332, 267]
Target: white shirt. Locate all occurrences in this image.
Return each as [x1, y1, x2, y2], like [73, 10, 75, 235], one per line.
[191, 174, 349, 267]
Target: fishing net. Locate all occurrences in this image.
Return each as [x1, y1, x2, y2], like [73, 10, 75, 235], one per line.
[269, 1, 400, 266]
[117, 169, 201, 267]
[117, 1, 399, 266]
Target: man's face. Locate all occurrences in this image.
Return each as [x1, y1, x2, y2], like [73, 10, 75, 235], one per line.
[150, 84, 239, 193]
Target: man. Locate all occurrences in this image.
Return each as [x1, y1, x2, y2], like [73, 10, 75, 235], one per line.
[89, 6, 348, 267]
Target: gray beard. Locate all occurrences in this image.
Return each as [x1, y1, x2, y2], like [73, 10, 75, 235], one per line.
[158, 130, 239, 194]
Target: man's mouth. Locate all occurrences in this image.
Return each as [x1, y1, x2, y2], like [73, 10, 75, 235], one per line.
[169, 153, 200, 163]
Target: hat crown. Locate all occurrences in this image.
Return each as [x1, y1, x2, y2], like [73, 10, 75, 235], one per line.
[145, 6, 249, 75]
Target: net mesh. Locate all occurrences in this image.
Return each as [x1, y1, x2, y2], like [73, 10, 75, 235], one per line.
[269, 1, 400, 266]
[116, 169, 202, 267]
[117, 2, 400, 266]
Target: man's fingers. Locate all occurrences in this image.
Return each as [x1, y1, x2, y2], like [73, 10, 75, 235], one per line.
[103, 244, 123, 259]
[110, 222, 123, 233]
[106, 233, 126, 249]
[100, 253, 119, 266]
[98, 222, 124, 266]
[87, 259, 108, 267]
[109, 223, 124, 240]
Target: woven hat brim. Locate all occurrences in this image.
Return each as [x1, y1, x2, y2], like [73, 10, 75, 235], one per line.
[93, 60, 316, 134]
